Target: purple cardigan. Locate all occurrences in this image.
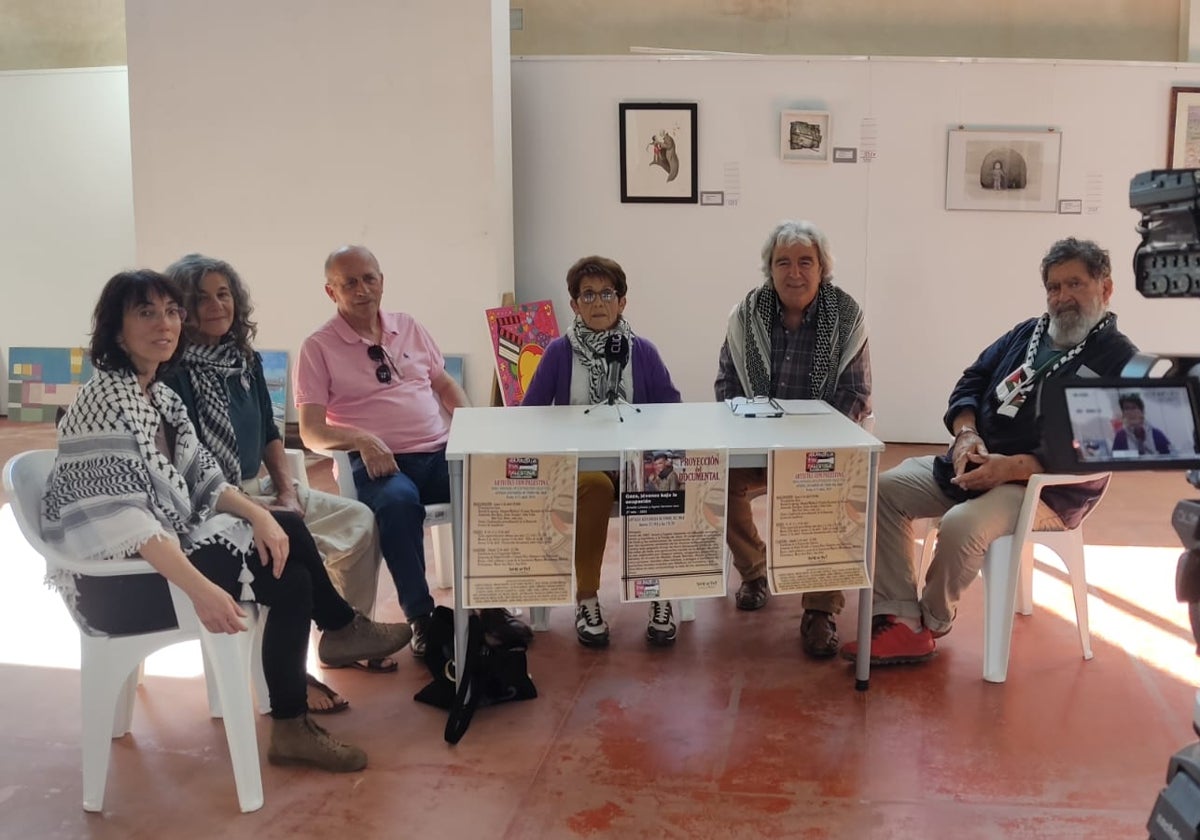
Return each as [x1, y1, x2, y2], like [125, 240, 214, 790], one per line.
[520, 335, 682, 406]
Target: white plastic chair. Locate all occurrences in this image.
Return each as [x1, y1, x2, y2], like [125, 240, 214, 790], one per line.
[301, 448, 454, 590]
[918, 472, 1111, 683]
[3, 450, 265, 814]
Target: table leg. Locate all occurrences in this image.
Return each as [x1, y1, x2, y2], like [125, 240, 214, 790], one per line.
[450, 459, 468, 690]
[855, 449, 880, 690]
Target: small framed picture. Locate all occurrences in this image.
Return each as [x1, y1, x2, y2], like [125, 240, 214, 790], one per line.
[619, 102, 698, 203]
[1168, 87, 1200, 168]
[945, 127, 1062, 212]
[780, 110, 831, 163]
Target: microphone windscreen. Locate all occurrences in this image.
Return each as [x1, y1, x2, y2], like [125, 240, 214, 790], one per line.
[604, 333, 629, 364]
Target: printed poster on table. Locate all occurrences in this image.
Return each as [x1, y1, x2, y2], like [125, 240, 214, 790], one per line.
[484, 300, 559, 406]
[464, 453, 577, 608]
[620, 449, 728, 601]
[768, 448, 870, 593]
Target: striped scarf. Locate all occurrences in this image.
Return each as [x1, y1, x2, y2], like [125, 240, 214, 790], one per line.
[565, 315, 635, 404]
[180, 340, 252, 485]
[727, 281, 865, 400]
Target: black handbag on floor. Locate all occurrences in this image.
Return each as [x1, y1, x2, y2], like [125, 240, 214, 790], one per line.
[414, 606, 537, 744]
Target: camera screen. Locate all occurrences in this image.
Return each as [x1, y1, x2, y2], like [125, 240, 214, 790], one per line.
[1042, 377, 1200, 471]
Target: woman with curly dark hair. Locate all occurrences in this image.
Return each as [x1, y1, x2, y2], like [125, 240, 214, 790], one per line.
[43, 269, 412, 771]
[161, 255, 393, 707]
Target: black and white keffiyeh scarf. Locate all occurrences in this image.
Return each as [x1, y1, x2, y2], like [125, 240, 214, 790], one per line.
[565, 315, 635, 404]
[726, 281, 866, 400]
[42, 369, 254, 596]
[180, 341, 252, 485]
[993, 312, 1114, 417]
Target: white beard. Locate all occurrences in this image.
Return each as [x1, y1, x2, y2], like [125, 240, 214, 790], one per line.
[1047, 304, 1105, 347]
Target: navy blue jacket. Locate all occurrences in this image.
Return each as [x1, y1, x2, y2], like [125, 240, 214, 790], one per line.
[933, 315, 1137, 526]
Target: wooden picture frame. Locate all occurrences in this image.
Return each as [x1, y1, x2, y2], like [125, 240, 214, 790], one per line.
[1168, 87, 1200, 169]
[619, 102, 698, 203]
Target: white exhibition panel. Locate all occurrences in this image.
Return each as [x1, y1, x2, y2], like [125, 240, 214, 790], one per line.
[511, 56, 1200, 442]
[123, 0, 513, 411]
[0, 67, 135, 413]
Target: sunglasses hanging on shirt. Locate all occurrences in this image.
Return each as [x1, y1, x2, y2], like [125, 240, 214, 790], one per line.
[367, 344, 401, 384]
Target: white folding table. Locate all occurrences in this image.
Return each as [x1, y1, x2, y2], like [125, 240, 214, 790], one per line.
[445, 401, 885, 689]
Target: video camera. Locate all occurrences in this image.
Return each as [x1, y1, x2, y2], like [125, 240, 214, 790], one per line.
[1083, 169, 1200, 840]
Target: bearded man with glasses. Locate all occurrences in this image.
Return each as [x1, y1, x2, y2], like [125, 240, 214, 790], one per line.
[840, 237, 1138, 666]
[296, 245, 532, 657]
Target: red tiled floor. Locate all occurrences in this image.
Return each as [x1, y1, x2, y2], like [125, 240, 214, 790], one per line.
[0, 419, 1194, 838]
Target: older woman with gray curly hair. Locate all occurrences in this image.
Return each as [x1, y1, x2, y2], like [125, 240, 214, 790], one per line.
[161, 254, 393, 710]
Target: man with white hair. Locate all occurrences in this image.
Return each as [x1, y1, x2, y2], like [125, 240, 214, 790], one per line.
[715, 219, 872, 658]
[841, 237, 1138, 665]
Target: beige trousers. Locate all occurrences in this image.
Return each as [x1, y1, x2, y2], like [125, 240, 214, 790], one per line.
[873, 456, 1063, 634]
[243, 481, 382, 617]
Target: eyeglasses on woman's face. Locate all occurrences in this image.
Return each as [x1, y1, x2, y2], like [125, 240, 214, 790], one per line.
[367, 344, 400, 384]
[578, 289, 618, 304]
[133, 304, 186, 323]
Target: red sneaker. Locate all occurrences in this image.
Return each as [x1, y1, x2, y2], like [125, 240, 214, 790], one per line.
[839, 615, 936, 665]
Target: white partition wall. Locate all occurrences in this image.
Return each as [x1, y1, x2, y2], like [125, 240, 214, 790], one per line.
[0, 67, 135, 413]
[124, 0, 514, 409]
[511, 56, 1200, 442]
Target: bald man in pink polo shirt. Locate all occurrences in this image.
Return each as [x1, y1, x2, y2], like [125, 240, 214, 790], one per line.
[296, 245, 529, 656]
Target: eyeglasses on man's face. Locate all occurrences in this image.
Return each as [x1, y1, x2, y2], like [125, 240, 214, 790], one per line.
[578, 289, 618, 304]
[367, 344, 400, 384]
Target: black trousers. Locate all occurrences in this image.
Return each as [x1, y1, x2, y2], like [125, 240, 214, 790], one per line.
[74, 511, 355, 719]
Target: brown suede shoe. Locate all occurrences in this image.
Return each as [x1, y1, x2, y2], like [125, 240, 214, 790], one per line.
[268, 715, 367, 773]
[735, 577, 771, 611]
[800, 610, 839, 658]
[318, 613, 413, 668]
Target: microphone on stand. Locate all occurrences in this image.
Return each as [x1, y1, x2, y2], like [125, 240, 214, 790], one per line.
[602, 334, 629, 405]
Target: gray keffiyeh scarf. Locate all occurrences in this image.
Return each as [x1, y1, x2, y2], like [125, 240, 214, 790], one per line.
[41, 368, 255, 601]
[725, 281, 866, 400]
[565, 315, 635, 404]
[181, 340, 253, 485]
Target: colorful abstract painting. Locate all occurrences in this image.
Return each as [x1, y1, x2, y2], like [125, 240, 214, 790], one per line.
[485, 300, 559, 406]
[7, 347, 94, 422]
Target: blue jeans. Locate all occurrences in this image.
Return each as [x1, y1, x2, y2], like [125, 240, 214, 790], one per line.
[350, 448, 450, 620]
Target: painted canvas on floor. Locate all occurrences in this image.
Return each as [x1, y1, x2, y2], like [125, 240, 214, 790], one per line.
[485, 300, 559, 406]
[258, 350, 288, 437]
[7, 347, 94, 422]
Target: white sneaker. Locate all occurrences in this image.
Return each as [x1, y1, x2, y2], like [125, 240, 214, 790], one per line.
[575, 597, 610, 648]
[646, 600, 676, 646]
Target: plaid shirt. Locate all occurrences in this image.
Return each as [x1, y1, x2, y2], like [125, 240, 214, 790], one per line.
[715, 300, 872, 422]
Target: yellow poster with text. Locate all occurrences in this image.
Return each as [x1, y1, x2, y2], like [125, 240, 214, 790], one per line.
[464, 453, 577, 608]
[768, 448, 870, 594]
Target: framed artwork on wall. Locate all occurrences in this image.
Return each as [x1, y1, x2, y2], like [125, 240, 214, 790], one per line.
[1168, 87, 1200, 168]
[945, 128, 1061, 212]
[779, 110, 831, 163]
[619, 102, 698, 203]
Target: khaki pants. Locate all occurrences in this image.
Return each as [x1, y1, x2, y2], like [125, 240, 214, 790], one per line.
[726, 467, 844, 614]
[873, 456, 1063, 634]
[243, 481, 381, 617]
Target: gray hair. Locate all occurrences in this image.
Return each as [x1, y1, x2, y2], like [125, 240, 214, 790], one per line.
[164, 253, 258, 356]
[1039, 237, 1111, 285]
[760, 220, 834, 283]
